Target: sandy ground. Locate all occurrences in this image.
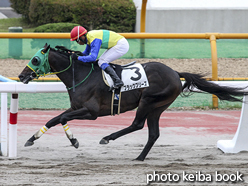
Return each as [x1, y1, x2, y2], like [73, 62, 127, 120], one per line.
[1, 58, 248, 78]
[0, 110, 248, 185]
[1, 59, 248, 186]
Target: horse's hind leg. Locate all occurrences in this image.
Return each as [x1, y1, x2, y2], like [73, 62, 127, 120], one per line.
[100, 105, 166, 161]
[99, 96, 169, 145]
[135, 107, 165, 161]
[100, 108, 148, 144]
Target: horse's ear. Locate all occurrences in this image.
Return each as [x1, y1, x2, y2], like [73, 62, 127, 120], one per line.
[42, 44, 50, 54]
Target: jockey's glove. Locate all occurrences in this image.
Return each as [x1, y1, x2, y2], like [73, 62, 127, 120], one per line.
[71, 53, 78, 60]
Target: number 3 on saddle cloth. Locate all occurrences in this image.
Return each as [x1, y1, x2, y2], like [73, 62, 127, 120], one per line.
[102, 62, 149, 115]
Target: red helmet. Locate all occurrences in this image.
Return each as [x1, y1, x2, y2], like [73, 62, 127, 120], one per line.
[70, 26, 87, 41]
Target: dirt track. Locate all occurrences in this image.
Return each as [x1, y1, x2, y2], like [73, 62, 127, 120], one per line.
[1, 58, 248, 78]
[1, 110, 248, 185]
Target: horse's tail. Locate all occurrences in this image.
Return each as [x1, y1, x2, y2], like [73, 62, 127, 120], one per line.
[177, 72, 247, 102]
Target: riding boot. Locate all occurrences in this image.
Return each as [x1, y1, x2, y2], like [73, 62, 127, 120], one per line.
[104, 66, 124, 90]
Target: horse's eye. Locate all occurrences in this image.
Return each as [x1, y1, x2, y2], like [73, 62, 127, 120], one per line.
[32, 56, 41, 66]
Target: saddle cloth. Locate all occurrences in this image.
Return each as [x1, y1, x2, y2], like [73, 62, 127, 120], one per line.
[102, 63, 149, 92]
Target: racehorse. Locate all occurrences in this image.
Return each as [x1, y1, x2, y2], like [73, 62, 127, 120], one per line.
[18, 43, 247, 161]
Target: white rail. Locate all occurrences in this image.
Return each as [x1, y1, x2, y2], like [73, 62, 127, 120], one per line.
[0, 82, 67, 93]
[1, 81, 248, 93]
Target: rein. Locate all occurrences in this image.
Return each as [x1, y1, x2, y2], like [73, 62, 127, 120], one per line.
[50, 51, 95, 91]
[49, 57, 72, 76]
[67, 61, 94, 91]
[54, 55, 95, 91]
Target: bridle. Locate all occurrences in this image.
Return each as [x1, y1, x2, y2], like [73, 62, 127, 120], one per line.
[27, 47, 94, 92]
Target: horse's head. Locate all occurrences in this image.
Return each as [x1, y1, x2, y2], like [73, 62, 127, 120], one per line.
[19, 43, 51, 84]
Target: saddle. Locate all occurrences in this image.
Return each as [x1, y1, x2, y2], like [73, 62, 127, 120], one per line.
[110, 61, 136, 79]
[106, 61, 136, 116]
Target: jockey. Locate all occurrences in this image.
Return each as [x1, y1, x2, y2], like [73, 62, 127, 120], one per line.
[70, 26, 129, 90]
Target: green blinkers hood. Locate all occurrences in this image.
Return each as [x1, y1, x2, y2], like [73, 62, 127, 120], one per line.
[27, 48, 51, 77]
[25, 46, 94, 90]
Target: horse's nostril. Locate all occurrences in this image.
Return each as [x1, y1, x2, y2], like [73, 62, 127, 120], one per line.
[31, 72, 37, 78]
[18, 74, 24, 81]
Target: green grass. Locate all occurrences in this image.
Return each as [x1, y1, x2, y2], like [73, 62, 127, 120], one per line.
[0, 18, 35, 32]
[1, 92, 242, 110]
[4, 93, 70, 110]
[170, 93, 242, 110]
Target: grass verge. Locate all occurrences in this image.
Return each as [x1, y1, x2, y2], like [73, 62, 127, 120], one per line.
[0, 92, 242, 110]
[0, 18, 35, 32]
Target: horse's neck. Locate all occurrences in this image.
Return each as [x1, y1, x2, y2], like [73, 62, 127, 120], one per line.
[49, 51, 97, 88]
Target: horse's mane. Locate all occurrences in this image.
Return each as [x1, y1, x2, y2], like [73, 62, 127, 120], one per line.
[50, 46, 83, 57]
[50, 45, 99, 66]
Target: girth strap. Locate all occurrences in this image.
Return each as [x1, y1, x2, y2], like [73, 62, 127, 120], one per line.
[111, 90, 122, 116]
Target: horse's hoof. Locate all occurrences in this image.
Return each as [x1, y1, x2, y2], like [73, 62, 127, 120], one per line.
[99, 138, 109, 144]
[134, 157, 145, 161]
[70, 138, 79, 149]
[24, 141, 34, 147]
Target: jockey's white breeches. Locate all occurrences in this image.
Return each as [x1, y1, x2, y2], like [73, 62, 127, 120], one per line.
[98, 38, 129, 67]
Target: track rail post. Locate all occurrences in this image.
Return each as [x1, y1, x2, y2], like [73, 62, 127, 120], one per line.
[217, 95, 248, 152]
[209, 34, 219, 109]
[1, 93, 8, 156]
[9, 93, 18, 158]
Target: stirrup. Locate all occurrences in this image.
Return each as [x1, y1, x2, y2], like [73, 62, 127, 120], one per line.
[109, 83, 123, 91]
[109, 86, 115, 91]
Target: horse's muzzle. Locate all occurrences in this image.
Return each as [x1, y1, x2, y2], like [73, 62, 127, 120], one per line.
[18, 72, 37, 84]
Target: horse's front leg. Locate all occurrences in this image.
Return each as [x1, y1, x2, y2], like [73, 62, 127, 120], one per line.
[24, 108, 79, 148]
[58, 106, 98, 148]
[24, 108, 77, 147]
[25, 107, 97, 148]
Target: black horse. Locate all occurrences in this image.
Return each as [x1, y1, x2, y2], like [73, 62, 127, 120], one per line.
[18, 44, 247, 161]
